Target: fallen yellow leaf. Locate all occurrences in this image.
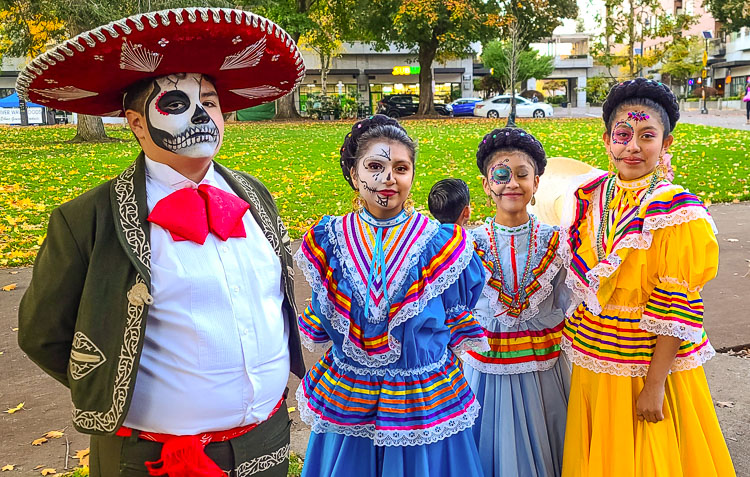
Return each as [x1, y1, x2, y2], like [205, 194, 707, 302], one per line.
[31, 437, 48, 446]
[287, 406, 296, 412]
[2, 464, 15, 471]
[33, 465, 44, 470]
[1, 283, 16, 291]
[10, 328, 18, 332]
[44, 430, 64, 439]
[74, 448, 90, 460]
[41, 469, 56, 475]
[5, 402, 24, 414]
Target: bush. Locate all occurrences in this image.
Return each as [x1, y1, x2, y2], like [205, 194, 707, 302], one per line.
[690, 86, 719, 98]
[548, 95, 567, 105]
[585, 76, 616, 105]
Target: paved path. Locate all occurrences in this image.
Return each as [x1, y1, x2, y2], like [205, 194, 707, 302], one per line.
[2, 202, 749, 474]
[555, 105, 750, 131]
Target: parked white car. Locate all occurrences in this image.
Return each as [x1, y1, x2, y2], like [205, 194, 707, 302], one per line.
[473, 95, 554, 119]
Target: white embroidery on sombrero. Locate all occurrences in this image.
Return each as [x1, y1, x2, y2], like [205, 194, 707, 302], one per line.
[220, 37, 266, 70]
[230, 85, 284, 99]
[120, 39, 163, 72]
[30, 86, 98, 101]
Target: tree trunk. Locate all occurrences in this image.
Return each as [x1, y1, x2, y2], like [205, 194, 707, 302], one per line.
[627, 0, 636, 78]
[416, 39, 439, 117]
[274, 31, 303, 120]
[71, 114, 111, 143]
[321, 51, 329, 96]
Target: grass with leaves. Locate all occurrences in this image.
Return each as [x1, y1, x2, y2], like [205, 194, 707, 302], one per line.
[1, 118, 748, 267]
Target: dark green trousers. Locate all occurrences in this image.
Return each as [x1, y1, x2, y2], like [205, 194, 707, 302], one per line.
[90, 401, 291, 477]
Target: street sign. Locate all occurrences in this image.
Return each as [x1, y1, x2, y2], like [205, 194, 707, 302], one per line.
[701, 69, 707, 78]
[702, 51, 708, 66]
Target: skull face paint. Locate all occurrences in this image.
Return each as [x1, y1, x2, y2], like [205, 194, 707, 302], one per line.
[490, 163, 512, 184]
[611, 121, 634, 146]
[353, 140, 414, 220]
[145, 73, 221, 158]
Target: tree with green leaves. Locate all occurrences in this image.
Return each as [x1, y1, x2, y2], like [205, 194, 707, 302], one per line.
[704, 0, 750, 32]
[481, 41, 554, 96]
[353, 0, 502, 116]
[591, 0, 697, 79]
[660, 37, 703, 97]
[298, 2, 344, 97]
[488, 0, 576, 125]
[0, 0, 231, 140]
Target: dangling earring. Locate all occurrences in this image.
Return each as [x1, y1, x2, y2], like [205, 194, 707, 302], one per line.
[608, 157, 614, 176]
[656, 154, 668, 181]
[352, 192, 365, 212]
[530, 195, 536, 206]
[404, 194, 415, 215]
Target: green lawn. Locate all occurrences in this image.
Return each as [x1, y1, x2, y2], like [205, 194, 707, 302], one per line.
[1, 117, 748, 267]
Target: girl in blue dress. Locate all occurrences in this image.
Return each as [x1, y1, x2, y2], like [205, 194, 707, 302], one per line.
[461, 128, 571, 477]
[295, 115, 489, 476]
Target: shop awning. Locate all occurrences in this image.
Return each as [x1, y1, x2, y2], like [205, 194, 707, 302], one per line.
[306, 69, 360, 76]
[711, 60, 750, 69]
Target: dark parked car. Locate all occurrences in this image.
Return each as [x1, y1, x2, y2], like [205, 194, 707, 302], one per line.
[376, 94, 453, 118]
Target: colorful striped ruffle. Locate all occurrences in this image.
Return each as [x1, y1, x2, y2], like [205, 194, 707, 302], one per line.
[641, 285, 705, 344]
[561, 303, 714, 377]
[463, 321, 564, 374]
[446, 307, 488, 352]
[296, 348, 480, 446]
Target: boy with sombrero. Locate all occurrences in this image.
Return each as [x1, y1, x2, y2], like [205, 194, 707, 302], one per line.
[17, 8, 305, 476]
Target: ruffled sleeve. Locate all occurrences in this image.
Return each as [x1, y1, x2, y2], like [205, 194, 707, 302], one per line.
[294, 216, 334, 352]
[640, 213, 718, 344]
[441, 226, 489, 352]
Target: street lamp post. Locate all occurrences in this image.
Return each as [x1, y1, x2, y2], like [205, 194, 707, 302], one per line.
[701, 31, 712, 114]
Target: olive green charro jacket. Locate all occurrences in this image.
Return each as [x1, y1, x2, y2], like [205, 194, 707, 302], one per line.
[18, 154, 305, 436]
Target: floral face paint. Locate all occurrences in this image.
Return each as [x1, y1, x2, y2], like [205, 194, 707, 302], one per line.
[145, 73, 222, 158]
[489, 162, 512, 184]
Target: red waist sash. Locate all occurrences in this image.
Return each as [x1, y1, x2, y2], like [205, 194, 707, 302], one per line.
[116, 397, 285, 476]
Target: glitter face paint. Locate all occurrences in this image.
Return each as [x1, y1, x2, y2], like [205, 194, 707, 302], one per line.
[611, 121, 634, 146]
[490, 162, 512, 184]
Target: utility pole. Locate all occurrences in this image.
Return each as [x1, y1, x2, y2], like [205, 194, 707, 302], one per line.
[700, 31, 712, 114]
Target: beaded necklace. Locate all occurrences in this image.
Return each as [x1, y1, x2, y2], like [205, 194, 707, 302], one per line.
[487, 216, 537, 311]
[595, 173, 659, 260]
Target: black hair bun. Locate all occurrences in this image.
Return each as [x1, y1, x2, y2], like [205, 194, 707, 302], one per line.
[476, 127, 547, 176]
[340, 114, 406, 189]
[602, 78, 680, 132]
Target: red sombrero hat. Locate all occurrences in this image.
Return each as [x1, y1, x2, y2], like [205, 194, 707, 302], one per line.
[16, 7, 305, 116]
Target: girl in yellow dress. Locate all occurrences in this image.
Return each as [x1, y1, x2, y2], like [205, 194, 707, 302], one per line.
[560, 78, 736, 477]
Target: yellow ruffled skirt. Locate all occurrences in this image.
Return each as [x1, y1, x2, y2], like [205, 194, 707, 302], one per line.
[562, 364, 735, 477]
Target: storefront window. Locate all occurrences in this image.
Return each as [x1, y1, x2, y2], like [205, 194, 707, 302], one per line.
[729, 76, 750, 97]
[299, 83, 357, 112]
[369, 82, 459, 113]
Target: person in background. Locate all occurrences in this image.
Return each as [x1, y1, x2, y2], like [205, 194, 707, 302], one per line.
[428, 178, 472, 226]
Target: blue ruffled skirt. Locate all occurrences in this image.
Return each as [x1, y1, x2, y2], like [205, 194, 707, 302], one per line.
[300, 427, 484, 477]
[463, 354, 571, 477]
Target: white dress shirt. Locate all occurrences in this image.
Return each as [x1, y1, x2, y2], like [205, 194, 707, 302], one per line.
[123, 157, 290, 434]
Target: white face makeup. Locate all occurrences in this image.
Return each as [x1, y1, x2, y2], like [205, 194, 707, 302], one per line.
[352, 140, 414, 219]
[145, 73, 222, 158]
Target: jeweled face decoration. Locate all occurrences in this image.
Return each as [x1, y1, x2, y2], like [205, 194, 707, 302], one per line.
[611, 120, 634, 145]
[145, 73, 222, 158]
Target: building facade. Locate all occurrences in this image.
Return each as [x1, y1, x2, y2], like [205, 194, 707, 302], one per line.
[297, 42, 475, 114]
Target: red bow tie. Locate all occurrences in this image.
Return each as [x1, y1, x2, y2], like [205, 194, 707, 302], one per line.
[147, 184, 250, 245]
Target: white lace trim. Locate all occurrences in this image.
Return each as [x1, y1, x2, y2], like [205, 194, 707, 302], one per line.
[639, 317, 704, 344]
[296, 384, 480, 447]
[561, 336, 715, 377]
[460, 352, 558, 375]
[472, 225, 564, 327]
[294, 219, 476, 368]
[451, 337, 490, 353]
[445, 304, 467, 316]
[331, 350, 450, 377]
[603, 303, 644, 314]
[658, 276, 703, 293]
[332, 214, 439, 324]
[299, 331, 331, 354]
[561, 183, 713, 317]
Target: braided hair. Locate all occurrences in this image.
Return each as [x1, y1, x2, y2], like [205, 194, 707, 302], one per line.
[340, 114, 416, 190]
[476, 127, 547, 177]
[602, 78, 680, 137]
